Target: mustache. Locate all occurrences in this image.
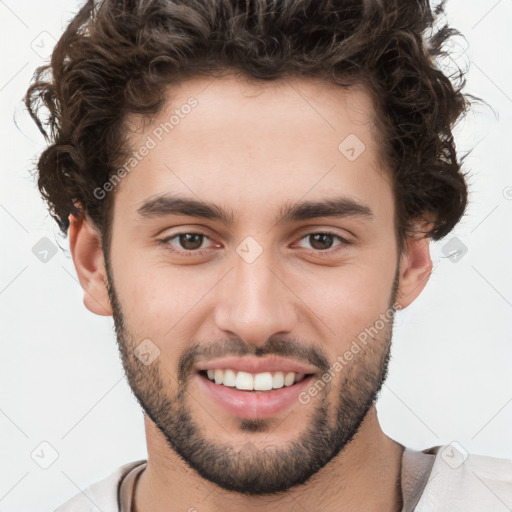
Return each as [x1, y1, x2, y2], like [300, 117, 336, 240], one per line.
[177, 336, 331, 382]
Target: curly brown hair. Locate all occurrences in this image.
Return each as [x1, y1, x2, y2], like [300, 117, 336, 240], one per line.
[25, 0, 479, 255]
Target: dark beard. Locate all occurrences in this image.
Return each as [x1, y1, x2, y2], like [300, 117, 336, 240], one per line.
[149, 361, 387, 495]
[105, 255, 398, 495]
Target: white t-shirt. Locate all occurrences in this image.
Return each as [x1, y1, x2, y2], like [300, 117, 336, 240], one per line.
[53, 445, 512, 511]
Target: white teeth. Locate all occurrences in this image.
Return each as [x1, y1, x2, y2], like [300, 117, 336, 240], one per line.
[204, 369, 308, 390]
[223, 369, 237, 387]
[235, 371, 254, 390]
[272, 371, 285, 389]
[214, 369, 224, 385]
[254, 372, 273, 391]
[284, 372, 295, 386]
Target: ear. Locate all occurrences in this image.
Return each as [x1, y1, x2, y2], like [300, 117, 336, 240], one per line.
[68, 213, 113, 316]
[395, 232, 433, 309]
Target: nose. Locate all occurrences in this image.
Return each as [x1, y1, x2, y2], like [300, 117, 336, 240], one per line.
[213, 249, 299, 347]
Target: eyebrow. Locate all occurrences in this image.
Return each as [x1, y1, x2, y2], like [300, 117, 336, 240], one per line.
[136, 194, 373, 225]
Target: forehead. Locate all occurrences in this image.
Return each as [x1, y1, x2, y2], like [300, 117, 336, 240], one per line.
[116, 74, 392, 225]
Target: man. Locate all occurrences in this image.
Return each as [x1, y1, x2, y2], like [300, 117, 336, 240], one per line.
[25, 0, 511, 510]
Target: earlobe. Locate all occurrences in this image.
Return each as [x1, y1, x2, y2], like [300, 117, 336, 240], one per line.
[395, 234, 433, 309]
[68, 213, 113, 316]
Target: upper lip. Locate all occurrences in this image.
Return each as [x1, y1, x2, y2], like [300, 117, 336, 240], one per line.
[196, 356, 318, 375]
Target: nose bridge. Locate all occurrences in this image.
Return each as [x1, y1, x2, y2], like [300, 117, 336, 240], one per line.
[214, 244, 298, 345]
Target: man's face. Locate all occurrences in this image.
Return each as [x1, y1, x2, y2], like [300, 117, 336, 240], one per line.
[104, 75, 400, 494]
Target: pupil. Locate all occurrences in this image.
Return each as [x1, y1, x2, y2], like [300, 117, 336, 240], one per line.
[180, 233, 203, 250]
[310, 234, 333, 250]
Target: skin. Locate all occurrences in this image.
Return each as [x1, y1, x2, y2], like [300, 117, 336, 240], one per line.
[69, 75, 432, 512]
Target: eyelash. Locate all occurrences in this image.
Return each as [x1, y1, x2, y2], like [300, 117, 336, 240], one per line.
[159, 231, 351, 258]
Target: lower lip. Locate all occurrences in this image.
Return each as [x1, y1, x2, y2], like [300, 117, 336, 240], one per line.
[196, 373, 314, 420]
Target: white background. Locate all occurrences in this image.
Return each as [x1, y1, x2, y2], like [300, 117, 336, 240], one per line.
[0, 0, 511, 510]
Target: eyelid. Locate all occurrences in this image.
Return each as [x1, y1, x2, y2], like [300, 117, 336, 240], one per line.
[293, 224, 355, 241]
[293, 231, 351, 253]
[159, 229, 351, 257]
[159, 231, 217, 255]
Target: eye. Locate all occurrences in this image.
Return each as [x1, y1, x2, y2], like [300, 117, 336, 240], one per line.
[158, 230, 351, 258]
[160, 232, 215, 256]
[296, 232, 350, 253]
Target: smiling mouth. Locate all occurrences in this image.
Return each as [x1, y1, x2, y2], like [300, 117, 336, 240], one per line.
[199, 369, 313, 392]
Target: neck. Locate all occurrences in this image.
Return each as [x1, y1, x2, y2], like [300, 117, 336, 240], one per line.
[133, 407, 405, 512]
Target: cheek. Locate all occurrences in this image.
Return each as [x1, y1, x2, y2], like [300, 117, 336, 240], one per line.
[115, 266, 213, 355]
[298, 262, 396, 341]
